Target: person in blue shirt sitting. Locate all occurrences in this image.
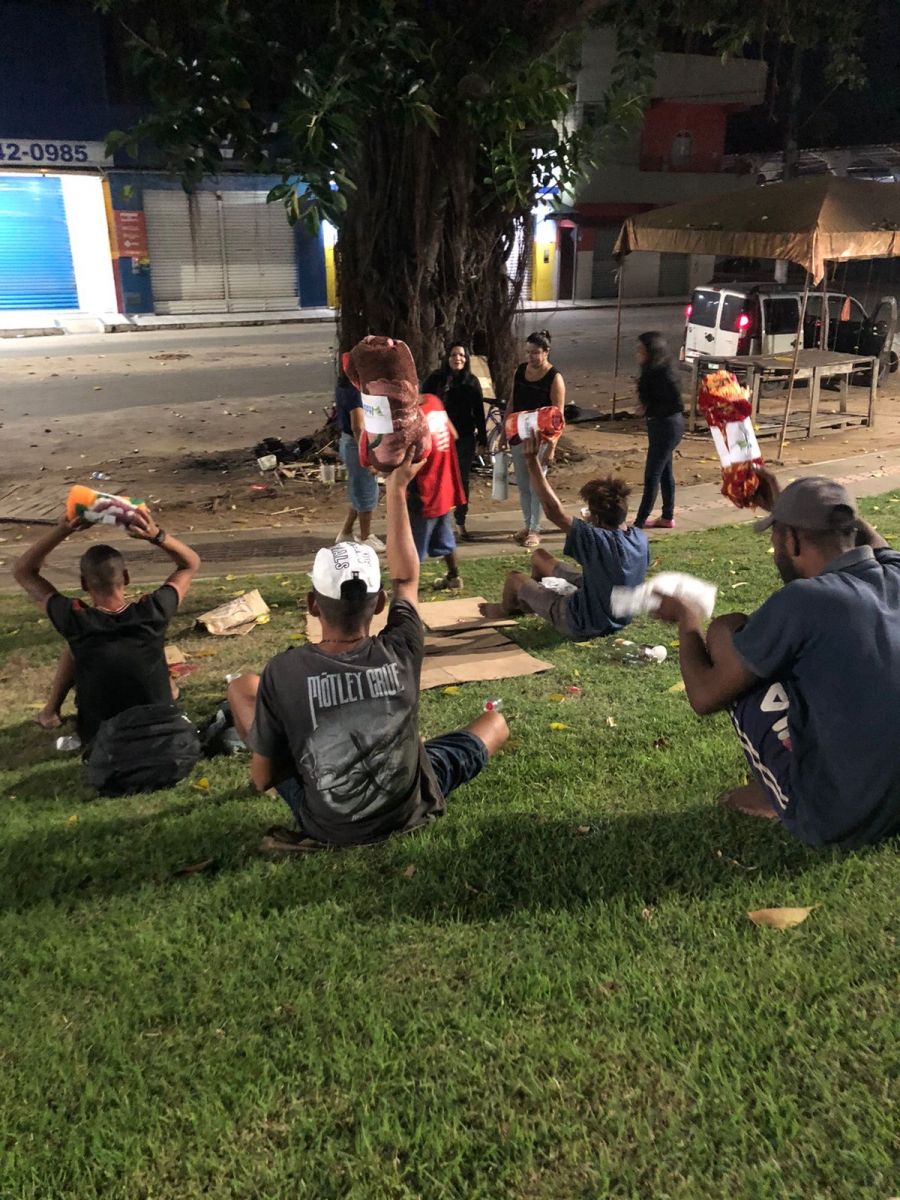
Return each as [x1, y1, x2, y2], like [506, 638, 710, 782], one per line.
[656, 470, 900, 850]
[481, 434, 649, 638]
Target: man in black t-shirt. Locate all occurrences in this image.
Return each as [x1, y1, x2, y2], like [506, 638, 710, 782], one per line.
[14, 509, 200, 745]
[228, 448, 509, 850]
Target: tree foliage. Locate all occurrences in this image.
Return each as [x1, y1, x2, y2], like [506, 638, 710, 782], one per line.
[98, 0, 870, 385]
[100, 0, 607, 385]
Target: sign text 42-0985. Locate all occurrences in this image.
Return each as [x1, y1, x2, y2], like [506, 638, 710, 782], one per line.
[0, 140, 92, 164]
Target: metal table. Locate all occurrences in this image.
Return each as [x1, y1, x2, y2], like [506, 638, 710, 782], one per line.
[688, 350, 878, 439]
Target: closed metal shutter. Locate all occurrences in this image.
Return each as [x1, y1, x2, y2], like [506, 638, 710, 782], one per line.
[506, 227, 533, 302]
[143, 189, 298, 314]
[221, 193, 297, 311]
[590, 228, 619, 299]
[144, 191, 227, 314]
[0, 176, 77, 310]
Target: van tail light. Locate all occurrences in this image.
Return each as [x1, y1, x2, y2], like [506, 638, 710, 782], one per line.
[737, 312, 751, 331]
[685, 304, 693, 320]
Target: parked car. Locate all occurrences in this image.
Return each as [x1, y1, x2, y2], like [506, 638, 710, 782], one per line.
[680, 284, 899, 381]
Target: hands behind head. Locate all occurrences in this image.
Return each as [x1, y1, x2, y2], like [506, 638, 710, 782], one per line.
[386, 445, 426, 488]
[124, 508, 161, 541]
[753, 467, 780, 514]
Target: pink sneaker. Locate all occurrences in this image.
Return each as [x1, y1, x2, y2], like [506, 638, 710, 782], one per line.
[644, 517, 675, 529]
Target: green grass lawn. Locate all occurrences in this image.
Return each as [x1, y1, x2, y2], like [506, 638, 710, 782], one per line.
[1, 497, 898, 1199]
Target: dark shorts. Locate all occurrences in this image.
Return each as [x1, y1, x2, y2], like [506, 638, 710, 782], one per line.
[410, 512, 456, 562]
[276, 730, 488, 833]
[731, 681, 797, 831]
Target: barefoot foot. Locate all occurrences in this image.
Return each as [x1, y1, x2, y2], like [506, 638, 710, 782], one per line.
[34, 707, 63, 731]
[717, 781, 779, 820]
[479, 602, 509, 620]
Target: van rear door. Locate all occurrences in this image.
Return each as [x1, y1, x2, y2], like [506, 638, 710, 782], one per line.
[761, 296, 801, 355]
[684, 289, 722, 360]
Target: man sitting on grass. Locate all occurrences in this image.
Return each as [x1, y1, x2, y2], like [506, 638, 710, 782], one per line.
[481, 434, 649, 639]
[228, 448, 509, 851]
[14, 509, 200, 743]
[657, 471, 900, 849]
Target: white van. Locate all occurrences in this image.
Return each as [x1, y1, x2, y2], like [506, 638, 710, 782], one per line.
[681, 285, 803, 363]
[681, 284, 899, 380]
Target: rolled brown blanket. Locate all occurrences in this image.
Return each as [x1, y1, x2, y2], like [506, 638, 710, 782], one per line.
[345, 335, 432, 471]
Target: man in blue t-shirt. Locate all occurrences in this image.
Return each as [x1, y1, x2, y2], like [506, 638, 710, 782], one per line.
[657, 471, 900, 849]
[481, 434, 649, 638]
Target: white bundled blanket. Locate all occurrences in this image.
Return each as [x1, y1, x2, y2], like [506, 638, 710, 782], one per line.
[611, 572, 717, 621]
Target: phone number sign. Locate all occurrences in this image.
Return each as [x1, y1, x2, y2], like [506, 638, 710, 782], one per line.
[0, 139, 110, 167]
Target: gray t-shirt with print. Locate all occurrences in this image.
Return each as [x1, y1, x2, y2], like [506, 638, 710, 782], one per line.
[247, 599, 443, 845]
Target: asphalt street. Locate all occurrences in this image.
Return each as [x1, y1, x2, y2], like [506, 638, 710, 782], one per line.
[0, 306, 687, 425]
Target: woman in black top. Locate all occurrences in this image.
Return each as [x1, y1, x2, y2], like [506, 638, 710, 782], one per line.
[508, 329, 565, 549]
[422, 343, 486, 540]
[633, 331, 684, 529]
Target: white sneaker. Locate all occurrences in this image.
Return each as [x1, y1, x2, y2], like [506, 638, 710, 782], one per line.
[363, 534, 386, 552]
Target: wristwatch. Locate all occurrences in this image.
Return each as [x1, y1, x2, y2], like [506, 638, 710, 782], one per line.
[149, 527, 167, 545]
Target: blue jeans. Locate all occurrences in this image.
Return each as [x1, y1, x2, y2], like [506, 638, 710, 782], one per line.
[339, 432, 378, 513]
[510, 441, 545, 532]
[277, 731, 488, 832]
[409, 512, 456, 562]
[635, 413, 684, 525]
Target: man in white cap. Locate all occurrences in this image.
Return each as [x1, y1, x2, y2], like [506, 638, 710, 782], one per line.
[228, 448, 508, 850]
[657, 470, 900, 849]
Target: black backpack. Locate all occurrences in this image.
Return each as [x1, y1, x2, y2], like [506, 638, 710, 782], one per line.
[85, 703, 201, 797]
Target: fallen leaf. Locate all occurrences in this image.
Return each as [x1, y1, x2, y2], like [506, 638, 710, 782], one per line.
[747, 906, 815, 929]
[225, 574, 237, 581]
[67, 814, 78, 824]
[667, 680, 686, 693]
[596, 980, 618, 996]
[442, 686, 460, 695]
[402, 864, 417, 879]
[605, 716, 617, 727]
[669, 639, 679, 648]
[575, 825, 591, 835]
[731, 581, 748, 589]
[548, 692, 566, 702]
[192, 777, 211, 793]
[255, 614, 270, 625]
[549, 722, 569, 731]
[640, 906, 655, 922]
[174, 858, 216, 877]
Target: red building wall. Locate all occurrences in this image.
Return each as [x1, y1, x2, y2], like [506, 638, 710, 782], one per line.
[640, 101, 727, 173]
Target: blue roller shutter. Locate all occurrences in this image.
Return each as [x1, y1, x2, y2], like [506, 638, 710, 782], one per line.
[0, 176, 78, 310]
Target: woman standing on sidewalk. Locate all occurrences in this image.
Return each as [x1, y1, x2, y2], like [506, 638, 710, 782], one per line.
[633, 331, 684, 530]
[508, 330, 565, 550]
[422, 343, 486, 542]
[334, 366, 384, 551]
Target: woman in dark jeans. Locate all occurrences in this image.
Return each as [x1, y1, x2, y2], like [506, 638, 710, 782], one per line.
[422, 343, 486, 541]
[634, 332, 684, 529]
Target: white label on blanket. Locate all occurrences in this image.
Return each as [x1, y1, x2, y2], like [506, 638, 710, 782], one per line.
[709, 419, 761, 467]
[516, 410, 539, 440]
[362, 394, 394, 436]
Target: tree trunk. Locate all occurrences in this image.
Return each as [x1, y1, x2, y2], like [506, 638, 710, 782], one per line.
[334, 114, 525, 402]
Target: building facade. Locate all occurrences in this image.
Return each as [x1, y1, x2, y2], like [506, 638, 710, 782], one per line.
[0, 0, 328, 327]
[531, 32, 768, 302]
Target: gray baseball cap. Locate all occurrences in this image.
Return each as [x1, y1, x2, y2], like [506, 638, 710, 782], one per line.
[754, 477, 858, 533]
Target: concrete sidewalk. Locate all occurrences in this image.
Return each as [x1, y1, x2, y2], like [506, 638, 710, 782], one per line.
[11, 449, 899, 588]
[0, 297, 684, 339]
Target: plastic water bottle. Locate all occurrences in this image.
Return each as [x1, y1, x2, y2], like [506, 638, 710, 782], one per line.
[608, 640, 667, 666]
[483, 698, 503, 713]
